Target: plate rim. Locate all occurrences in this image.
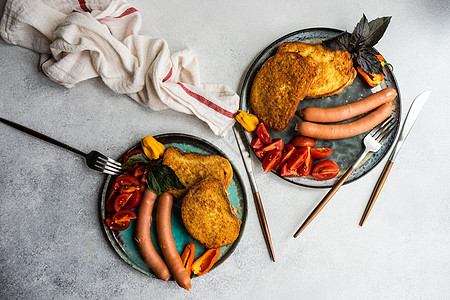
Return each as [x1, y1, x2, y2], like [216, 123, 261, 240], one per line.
[99, 132, 248, 278]
[239, 27, 401, 189]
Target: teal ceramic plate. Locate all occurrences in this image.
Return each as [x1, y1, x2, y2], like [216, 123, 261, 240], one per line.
[99, 133, 247, 278]
[240, 28, 401, 188]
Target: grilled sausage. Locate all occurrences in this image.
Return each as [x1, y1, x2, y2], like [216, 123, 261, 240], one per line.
[156, 192, 191, 291]
[299, 88, 397, 123]
[295, 102, 394, 139]
[135, 189, 171, 281]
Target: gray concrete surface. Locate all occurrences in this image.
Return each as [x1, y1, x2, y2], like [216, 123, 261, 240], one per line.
[1, 0, 449, 299]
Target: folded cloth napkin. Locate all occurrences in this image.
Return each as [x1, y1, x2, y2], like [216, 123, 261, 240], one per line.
[0, 0, 239, 136]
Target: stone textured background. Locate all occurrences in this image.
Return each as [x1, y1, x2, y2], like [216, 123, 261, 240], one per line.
[1, 0, 449, 299]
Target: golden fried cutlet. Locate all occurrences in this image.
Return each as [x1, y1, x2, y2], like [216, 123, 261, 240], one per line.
[250, 52, 316, 131]
[162, 146, 233, 200]
[277, 42, 356, 98]
[181, 178, 241, 248]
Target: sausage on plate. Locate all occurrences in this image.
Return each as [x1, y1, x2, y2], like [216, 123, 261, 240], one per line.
[135, 189, 171, 281]
[295, 102, 394, 140]
[299, 88, 397, 123]
[156, 192, 192, 291]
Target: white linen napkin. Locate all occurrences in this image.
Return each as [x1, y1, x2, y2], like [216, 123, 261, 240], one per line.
[0, 0, 239, 136]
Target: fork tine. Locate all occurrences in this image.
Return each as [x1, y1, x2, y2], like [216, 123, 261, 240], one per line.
[95, 160, 123, 174]
[92, 152, 123, 175]
[371, 116, 392, 135]
[378, 120, 398, 144]
[106, 157, 122, 168]
[101, 163, 123, 174]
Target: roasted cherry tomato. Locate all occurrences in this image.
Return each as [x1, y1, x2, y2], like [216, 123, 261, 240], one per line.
[113, 209, 137, 222]
[116, 174, 140, 186]
[119, 184, 139, 194]
[262, 149, 282, 172]
[280, 163, 301, 177]
[256, 123, 272, 144]
[110, 174, 140, 195]
[107, 175, 140, 213]
[106, 196, 116, 214]
[310, 147, 333, 159]
[114, 192, 132, 212]
[274, 144, 296, 171]
[250, 136, 265, 149]
[290, 136, 316, 148]
[312, 160, 340, 180]
[299, 148, 313, 176]
[105, 209, 137, 231]
[105, 217, 129, 231]
[133, 165, 146, 179]
[255, 138, 284, 159]
[287, 147, 309, 170]
[124, 191, 141, 209]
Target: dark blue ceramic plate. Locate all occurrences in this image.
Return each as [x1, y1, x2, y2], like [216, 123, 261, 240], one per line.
[240, 28, 401, 188]
[100, 133, 247, 278]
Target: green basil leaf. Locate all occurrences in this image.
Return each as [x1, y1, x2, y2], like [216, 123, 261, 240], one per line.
[146, 164, 185, 195]
[121, 153, 151, 169]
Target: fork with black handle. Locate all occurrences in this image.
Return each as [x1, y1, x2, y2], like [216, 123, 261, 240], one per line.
[1, 117, 123, 176]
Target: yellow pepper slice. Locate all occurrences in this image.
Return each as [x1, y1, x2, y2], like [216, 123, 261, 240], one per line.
[235, 110, 259, 132]
[141, 136, 165, 160]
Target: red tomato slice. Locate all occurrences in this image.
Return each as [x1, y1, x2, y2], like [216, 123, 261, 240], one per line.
[312, 160, 339, 180]
[310, 147, 333, 159]
[113, 209, 137, 222]
[290, 136, 316, 148]
[116, 174, 140, 187]
[256, 123, 272, 144]
[105, 217, 130, 231]
[123, 191, 141, 209]
[274, 144, 296, 171]
[255, 138, 284, 159]
[106, 196, 116, 214]
[107, 174, 141, 213]
[287, 147, 309, 170]
[280, 163, 302, 177]
[250, 136, 265, 149]
[119, 184, 139, 194]
[299, 148, 313, 176]
[262, 149, 282, 172]
[133, 165, 145, 179]
[114, 192, 132, 212]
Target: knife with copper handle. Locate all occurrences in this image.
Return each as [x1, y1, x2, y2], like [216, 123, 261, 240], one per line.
[359, 90, 432, 226]
[233, 126, 275, 262]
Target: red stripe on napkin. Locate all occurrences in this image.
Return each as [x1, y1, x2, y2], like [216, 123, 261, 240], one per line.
[78, 0, 90, 12]
[115, 7, 138, 18]
[162, 67, 172, 82]
[177, 83, 236, 118]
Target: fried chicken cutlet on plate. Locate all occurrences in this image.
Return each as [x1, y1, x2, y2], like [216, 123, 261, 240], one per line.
[181, 178, 241, 249]
[250, 51, 317, 131]
[277, 42, 356, 98]
[162, 146, 233, 201]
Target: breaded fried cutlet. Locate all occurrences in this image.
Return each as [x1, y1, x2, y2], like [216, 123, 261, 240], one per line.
[277, 42, 356, 98]
[250, 52, 316, 131]
[181, 178, 241, 248]
[162, 146, 233, 200]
